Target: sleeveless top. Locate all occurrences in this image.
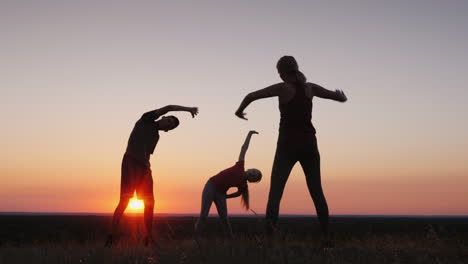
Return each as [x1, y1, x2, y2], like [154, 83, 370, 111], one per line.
[278, 83, 316, 144]
[210, 161, 247, 193]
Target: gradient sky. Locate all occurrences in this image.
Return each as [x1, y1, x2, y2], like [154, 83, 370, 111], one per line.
[1, 0, 467, 215]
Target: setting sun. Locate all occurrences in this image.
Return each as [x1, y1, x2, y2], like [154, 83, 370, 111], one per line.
[128, 195, 144, 210]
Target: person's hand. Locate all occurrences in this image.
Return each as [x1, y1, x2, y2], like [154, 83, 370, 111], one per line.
[189, 107, 199, 118]
[335, 90, 347, 102]
[249, 130, 259, 135]
[235, 110, 248, 120]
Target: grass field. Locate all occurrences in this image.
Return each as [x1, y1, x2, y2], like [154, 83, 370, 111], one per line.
[0, 215, 467, 264]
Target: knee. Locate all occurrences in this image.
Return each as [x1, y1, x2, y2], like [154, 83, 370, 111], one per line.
[269, 180, 287, 195]
[311, 191, 328, 206]
[118, 197, 131, 207]
[308, 183, 324, 195]
[267, 190, 284, 204]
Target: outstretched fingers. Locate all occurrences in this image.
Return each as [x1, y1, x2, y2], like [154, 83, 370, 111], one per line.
[335, 90, 347, 102]
[190, 107, 199, 118]
[235, 111, 248, 120]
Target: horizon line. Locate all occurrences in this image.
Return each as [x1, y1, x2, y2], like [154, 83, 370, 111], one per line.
[1, 212, 467, 218]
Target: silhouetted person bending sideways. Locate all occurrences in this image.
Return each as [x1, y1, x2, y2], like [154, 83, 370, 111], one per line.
[235, 56, 347, 237]
[106, 105, 198, 246]
[194, 130, 262, 239]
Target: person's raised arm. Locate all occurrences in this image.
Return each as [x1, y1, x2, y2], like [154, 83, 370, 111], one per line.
[238, 130, 259, 162]
[141, 105, 199, 121]
[312, 84, 347, 102]
[235, 83, 283, 120]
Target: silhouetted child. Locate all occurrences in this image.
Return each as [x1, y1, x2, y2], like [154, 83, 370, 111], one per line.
[194, 130, 262, 239]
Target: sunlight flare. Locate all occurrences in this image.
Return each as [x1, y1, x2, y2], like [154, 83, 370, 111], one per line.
[128, 195, 144, 210]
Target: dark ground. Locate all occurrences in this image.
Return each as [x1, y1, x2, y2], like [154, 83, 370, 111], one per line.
[0, 215, 467, 263]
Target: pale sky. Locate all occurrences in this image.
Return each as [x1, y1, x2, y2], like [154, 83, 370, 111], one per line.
[1, 0, 467, 215]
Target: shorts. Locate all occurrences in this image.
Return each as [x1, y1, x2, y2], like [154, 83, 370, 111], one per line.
[120, 154, 154, 201]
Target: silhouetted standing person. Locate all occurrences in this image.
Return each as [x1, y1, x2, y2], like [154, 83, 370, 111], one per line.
[107, 105, 198, 246]
[235, 56, 347, 237]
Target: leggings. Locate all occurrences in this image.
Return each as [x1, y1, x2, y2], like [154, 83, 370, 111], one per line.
[265, 137, 329, 234]
[194, 179, 233, 238]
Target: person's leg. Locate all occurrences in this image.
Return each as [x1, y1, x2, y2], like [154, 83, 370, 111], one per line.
[265, 144, 297, 231]
[298, 141, 329, 235]
[140, 167, 155, 244]
[108, 155, 135, 245]
[194, 180, 215, 236]
[111, 196, 131, 236]
[213, 192, 232, 239]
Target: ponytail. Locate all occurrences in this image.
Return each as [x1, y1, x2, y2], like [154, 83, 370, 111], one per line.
[276, 55, 307, 85]
[241, 185, 250, 210]
[294, 70, 307, 84]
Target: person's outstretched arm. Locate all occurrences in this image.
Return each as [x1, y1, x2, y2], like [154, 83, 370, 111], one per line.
[312, 84, 347, 102]
[238, 130, 259, 162]
[235, 83, 283, 120]
[141, 105, 199, 121]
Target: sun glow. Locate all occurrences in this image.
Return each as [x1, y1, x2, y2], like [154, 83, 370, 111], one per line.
[128, 194, 144, 210]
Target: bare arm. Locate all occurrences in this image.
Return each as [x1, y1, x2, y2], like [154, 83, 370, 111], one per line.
[235, 83, 283, 120]
[238, 130, 259, 162]
[312, 84, 347, 102]
[226, 189, 242, 199]
[141, 105, 199, 121]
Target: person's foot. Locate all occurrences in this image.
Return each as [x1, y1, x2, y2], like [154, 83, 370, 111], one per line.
[104, 235, 113, 247]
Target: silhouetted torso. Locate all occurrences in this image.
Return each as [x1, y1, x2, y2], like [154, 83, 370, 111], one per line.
[125, 118, 159, 167]
[278, 83, 316, 143]
[210, 161, 247, 193]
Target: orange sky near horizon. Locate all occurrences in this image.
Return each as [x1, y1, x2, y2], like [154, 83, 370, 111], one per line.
[2, 116, 467, 215]
[1, 0, 468, 215]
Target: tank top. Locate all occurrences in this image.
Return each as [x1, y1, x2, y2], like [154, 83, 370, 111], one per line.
[278, 83, 316, 143]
